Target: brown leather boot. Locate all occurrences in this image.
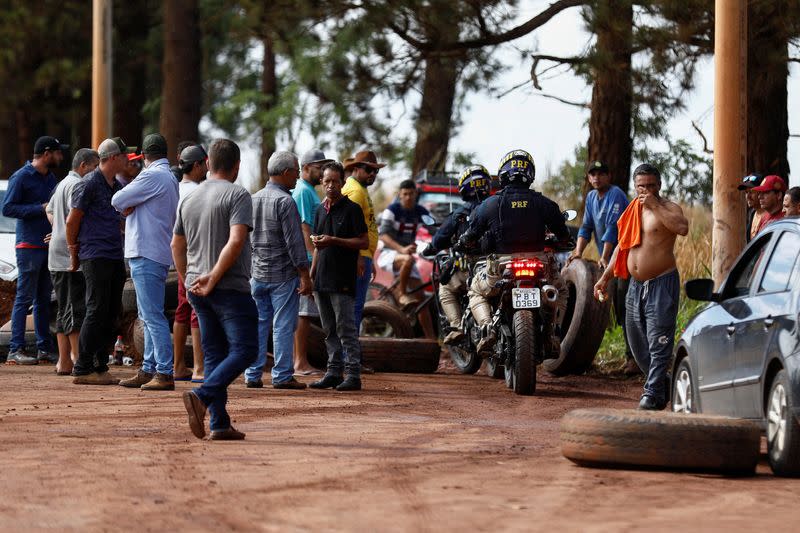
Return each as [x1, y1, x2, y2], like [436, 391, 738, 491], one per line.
[119, 370, 154, 388]
[141, 372, 176, 391]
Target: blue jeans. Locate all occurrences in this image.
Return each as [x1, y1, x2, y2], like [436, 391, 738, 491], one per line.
[353, 257, 372, 330]
[188, 289, 258, 432]
[625, 269, 680, 404]
[129, 257, 173, 376]
[10, 248, 51, 352]
[245, 277, 300, 384]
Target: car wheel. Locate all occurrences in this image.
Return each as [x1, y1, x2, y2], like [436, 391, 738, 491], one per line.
[561, 408, 761, 475]
[672, 358, 695, 414]
[766, 369, 800, 476]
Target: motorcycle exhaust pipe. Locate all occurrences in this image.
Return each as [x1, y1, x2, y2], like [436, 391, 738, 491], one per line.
[542, 284, 559, 306]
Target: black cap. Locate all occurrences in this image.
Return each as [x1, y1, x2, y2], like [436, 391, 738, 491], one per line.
[142, 133, 168, 156]
[737, 173, 764, 190]
[179, 145, 207, 164]
[587, 160, 609, 174]
[34, 136, 70, 155]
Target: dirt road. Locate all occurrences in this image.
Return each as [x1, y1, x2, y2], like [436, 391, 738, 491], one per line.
[0, 364, 796, 531]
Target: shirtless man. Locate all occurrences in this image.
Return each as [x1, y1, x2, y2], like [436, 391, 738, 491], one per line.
[594, 164, 688, 410]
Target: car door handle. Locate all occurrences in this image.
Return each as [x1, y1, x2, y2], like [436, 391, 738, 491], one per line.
[764, 318, 775, 329]
[726, 325, 736, 336]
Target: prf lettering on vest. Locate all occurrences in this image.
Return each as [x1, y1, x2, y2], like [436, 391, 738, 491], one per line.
[511, 200, 528, 208]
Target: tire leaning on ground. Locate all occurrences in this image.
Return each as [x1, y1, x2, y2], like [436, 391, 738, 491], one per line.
[485, 357, 504, 379]
[360, 300, 414, 338]
[560, 408, 761, 475]
[766, 369, 800, 477]
[306, 324, 440, 374]
[449, 345, 482, 375]
[544, 258, 609, 376]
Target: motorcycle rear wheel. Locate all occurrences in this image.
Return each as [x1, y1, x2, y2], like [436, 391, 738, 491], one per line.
[511, 310, 536, 396]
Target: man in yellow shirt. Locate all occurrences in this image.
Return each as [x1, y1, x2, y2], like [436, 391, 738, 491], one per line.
[342, 150, 384, 330]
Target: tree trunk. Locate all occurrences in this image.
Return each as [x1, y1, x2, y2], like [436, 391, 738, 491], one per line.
[586, 0, 633, 193]
[411, 52, 460, 176]
[159, 0, 202, 163]
[0, 107, 18, 179]
[112, 0, 150, 147]
[15, 108, 31, 165]
[259, 32, 278, 189]
[746, 0, 790, 179]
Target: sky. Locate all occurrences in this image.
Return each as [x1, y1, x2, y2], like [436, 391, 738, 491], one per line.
[230, 2, 799, 192]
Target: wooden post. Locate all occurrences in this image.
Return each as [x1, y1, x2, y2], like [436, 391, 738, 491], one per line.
[92, 0, 112, 148]
[712, 0, 747, 287]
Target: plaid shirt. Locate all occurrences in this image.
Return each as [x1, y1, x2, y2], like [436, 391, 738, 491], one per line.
[251, 181, 309, 283]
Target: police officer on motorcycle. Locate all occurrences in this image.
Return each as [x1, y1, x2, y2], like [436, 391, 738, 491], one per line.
[458, 149, 571, 354]
[421, 165, 492, 345]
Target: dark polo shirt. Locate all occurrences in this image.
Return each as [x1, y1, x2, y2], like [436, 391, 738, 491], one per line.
[71, 169, 124, 261]
[312, 196, 367, 296]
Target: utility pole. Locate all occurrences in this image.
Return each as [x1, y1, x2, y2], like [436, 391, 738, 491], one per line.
[712, 0, 747, 287]
[92, 0, 112, 147]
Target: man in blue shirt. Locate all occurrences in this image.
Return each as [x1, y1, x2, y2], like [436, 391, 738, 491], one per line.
[2, 136, 64, 365]
[66, 137, 132, 385]
[291, 149, 331, 376]
[112, 133, 180, 391]
[565, 161, 636, 373]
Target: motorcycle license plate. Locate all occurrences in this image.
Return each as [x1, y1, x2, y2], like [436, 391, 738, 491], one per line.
[512, 288, 540, 309]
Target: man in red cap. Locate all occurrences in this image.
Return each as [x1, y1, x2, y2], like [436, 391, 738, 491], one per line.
[753, 175, 787, 234]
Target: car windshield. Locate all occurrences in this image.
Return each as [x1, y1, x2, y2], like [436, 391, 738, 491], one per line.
[419, 192, 464, 223]
[0, 191, 16, 233]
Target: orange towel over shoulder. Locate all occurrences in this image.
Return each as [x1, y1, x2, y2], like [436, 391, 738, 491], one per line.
[613, 200, 642, 279]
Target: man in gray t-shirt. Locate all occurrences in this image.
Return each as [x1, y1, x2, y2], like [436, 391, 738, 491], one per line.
[45, 148, 99, 375]
[172, 139, 258, 441]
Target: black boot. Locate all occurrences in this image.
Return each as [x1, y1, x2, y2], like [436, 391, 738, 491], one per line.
[309, 373, 344, 389]
[335, 376, 362, 391]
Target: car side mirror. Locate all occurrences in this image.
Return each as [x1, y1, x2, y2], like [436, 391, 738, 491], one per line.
[563, 209, 577, 222]
[685, 278, 718, 302]
[421, 214, 437, 226]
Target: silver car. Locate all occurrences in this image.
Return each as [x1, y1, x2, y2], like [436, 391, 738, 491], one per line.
[673, 217, 800, 476]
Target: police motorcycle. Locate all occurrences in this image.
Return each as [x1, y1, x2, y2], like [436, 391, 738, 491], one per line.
[467, 210, 576, 395]
[454, 149, 576, 395]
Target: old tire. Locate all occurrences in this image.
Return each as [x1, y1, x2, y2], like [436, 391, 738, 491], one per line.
[122, 272, 180, 316]
[561, 408, 761, 475]
[545, 258, 609, 376]
[360, 300, 413, 338]
[360, 337, 440, 373]
[306, 321, 329, 370]
[511, 310, 536, 396]
[766, 370, 800, 477]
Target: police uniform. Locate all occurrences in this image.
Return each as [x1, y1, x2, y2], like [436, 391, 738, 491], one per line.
[461, 156, 570, 352]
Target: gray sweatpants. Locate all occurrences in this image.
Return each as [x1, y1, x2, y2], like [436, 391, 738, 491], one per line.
[625, 269, 680, 403]
[315, 291, 361, 378]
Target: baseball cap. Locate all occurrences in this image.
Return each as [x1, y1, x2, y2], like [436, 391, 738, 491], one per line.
[179, 145, 207, 164]
[142, 133, 168, 156]
[127, 153, 143, 161]
[752, 174, 787, 193]
[587, 160, 609, 174]
[737, 173, 763, 190]
[300, 149, 333, 168]
[34, 136, 70, 155]
[98, 137, 136, 159]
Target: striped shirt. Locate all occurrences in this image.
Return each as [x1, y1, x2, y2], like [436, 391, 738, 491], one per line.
[251, 181, 309, 283]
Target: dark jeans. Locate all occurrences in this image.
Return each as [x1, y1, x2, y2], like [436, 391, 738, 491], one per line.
[10, 248, 51, 352]
[52, 271, 86, 334]
[625, 269, 680, 403]
[315, 291, 361, 378]
[74, 258, 126, 375]
[188, 289, 258, 432]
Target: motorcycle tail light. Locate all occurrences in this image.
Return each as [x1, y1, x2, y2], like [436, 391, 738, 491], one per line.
[510, 258, 544, 278]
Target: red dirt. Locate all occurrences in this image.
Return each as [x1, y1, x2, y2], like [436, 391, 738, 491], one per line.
[0, 364, 796, 531]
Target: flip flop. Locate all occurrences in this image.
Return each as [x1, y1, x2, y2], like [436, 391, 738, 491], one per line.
[295, 369, 322, 376]
[55, 369, 72, 376]
[191, 378, 204, 383]
[174, 372, 193, 381]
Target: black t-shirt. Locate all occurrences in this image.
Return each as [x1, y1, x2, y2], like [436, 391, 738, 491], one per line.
[312, 196, 368, 295]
